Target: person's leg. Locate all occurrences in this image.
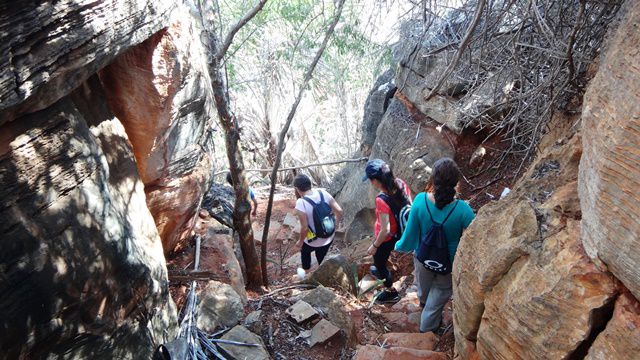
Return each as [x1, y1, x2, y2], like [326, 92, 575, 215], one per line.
[420, 273, 453, 333]
[313, 241, 332, 265]
[373, 240, 395, 288]
[300, 242, 313, 271]
[414, 256, 431, 307]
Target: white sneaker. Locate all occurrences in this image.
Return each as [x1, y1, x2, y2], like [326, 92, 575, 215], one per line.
[296, 268, 306, 280]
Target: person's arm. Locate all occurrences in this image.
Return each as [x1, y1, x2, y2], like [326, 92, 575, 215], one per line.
[329, 198, 343, 225]
[368, 213, 390, 256]
[395, 193, 424, 252]
[251, 198, 258, 216]
[296, 209, 308, 248]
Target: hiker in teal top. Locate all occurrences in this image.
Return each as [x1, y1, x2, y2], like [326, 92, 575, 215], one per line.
[395, 158, 475, 333]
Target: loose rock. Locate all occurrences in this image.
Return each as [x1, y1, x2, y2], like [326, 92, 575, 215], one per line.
[286, 300, 319, 324]
[197, 281, 245, 332]
[219, 325, 270, 360]
[309, 319, 341, 347]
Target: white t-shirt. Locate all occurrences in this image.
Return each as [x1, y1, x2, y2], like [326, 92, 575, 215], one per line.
[295, 189, 335, 247]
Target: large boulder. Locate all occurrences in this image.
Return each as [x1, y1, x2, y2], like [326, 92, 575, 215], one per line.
[579, 0, 640, 300]
[0, 1, 217, 357]
[0, 0, 175, 124]
[0, 82, 177, 358]
[99, 7, 216, 253]
[453, 127, 618, 359]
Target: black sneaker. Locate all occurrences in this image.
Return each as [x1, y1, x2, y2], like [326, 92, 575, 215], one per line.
[375, 290, 400, 304]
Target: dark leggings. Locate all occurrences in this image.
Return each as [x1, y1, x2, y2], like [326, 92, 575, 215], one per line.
[374, 238, 398, 288]
[301, 241, 332, 270]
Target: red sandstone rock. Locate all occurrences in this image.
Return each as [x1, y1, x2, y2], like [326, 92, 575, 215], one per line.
[354, 345, 447, 360]
[379, 332, 438, 351]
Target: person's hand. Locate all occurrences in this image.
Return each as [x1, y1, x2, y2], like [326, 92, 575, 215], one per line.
[294, 240, 304, 252]
[367, 244, 378, 256]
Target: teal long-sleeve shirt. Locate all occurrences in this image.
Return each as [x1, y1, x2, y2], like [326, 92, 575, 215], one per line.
[395, 192, 475, 263]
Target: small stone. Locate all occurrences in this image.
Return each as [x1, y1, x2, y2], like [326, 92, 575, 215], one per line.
[219, 325, 269, 360]
[309, 319, 341, 347]
[285, 300, 318, 324]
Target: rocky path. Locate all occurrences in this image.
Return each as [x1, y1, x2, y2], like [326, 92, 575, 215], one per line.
[168, 186, 453, 359]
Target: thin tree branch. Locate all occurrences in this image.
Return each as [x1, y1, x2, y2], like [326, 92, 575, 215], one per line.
[216, 0, 269, 61]
[424, 0, 487, 101]
[260, 0, 347, 286]
[213, 157, 368, 176]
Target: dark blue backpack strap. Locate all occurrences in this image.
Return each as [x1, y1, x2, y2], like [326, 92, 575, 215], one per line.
[442, 200, 459, 224]
[319, 190, 325, 204]
[303, 196, 317, 207]
[424, 193, 435, 223]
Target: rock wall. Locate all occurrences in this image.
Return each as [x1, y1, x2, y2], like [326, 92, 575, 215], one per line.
[0, 1, 216, 358]
[579, 0, 640, 301]
[99, 8, 216, 253]
[334, 96, 454, 245]
[453, 1, 640, 358]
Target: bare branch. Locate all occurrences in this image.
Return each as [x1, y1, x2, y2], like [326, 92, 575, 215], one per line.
[260, 0, 347, 286]
[424, 0, 487, 101]
[216, 0, 269, 61]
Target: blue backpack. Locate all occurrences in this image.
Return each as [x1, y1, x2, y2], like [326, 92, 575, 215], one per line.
[416, 197, 458, 274]
[303, 191, 336, 239]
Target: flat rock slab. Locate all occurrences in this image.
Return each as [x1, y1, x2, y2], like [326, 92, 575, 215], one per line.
[354, 345, 447, 360]
[286, 300, 318, 324]
[309, 319, 341, 347]
[219, 325, 270, 360]
[379, 332, 438, 351]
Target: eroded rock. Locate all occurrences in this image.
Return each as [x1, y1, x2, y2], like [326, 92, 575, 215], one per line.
[354, 345, 447, 360]
[579, 0, 640, 301]
[99, 7, 215, 253]
[309, 319, 341, 347]
[197, 281, 245, 332]
[586, 292, 640, 359]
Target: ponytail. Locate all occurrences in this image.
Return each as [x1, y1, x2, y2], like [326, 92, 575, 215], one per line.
[375, 163, 407, 205]
[431, 158, 460, 209]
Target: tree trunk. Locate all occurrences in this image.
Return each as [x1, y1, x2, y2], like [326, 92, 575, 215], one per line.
[260, 0, 347, 286]
[196, 0, 266, 288]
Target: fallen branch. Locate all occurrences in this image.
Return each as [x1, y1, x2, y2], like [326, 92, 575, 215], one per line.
[168, 270, 225, 282]
[213, 157, 368, 176]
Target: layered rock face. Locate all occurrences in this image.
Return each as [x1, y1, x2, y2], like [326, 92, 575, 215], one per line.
[452, 2, 640, 358]
[0, 1, 215, 358]
[332, 66, 455, 245]
[579, 0, 640, 301]
[99, 10, 216, 253]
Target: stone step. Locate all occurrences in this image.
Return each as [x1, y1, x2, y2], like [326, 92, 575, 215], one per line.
[378, 332, 439, 351]
[354, 345, 447, 360]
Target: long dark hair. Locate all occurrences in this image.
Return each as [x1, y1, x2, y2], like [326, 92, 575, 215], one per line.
[431, 158, 460, 209]
[373, 163, 407, 205]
